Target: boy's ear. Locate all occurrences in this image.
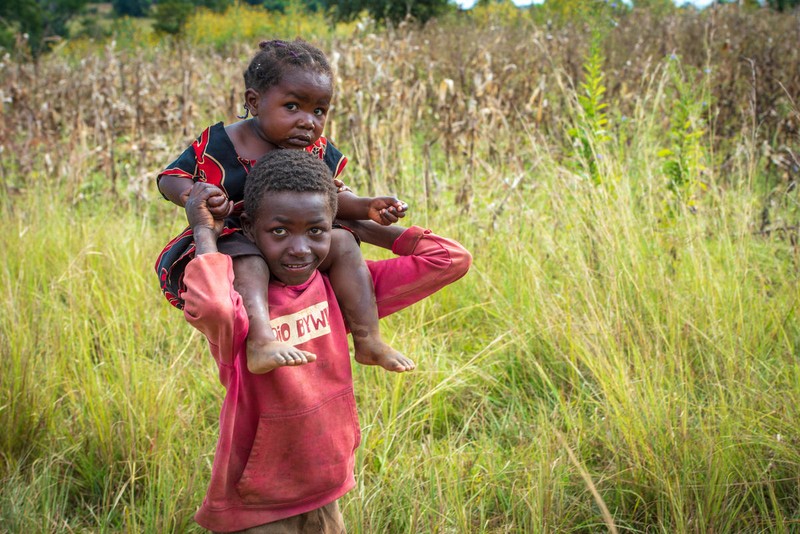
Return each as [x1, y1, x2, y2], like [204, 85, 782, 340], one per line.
[241, 212, 254, 241]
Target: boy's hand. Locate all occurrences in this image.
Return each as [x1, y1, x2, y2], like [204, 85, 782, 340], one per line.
[367, 196, 409, 226]
[185, 182, 231, 237]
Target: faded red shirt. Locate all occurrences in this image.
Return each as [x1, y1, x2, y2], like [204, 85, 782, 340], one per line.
[181, 226, 471, 532]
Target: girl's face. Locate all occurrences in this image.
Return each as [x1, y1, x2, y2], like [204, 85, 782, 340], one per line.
[246, 67, 333, 151]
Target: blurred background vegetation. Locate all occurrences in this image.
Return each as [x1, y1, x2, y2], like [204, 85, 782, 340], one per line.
[2, 0, 799, 57]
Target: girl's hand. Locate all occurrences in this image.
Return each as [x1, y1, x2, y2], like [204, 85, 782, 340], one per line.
[207, 190, 235, 220]
[367, 196, 409, 226]
[185, 182, 231, 237]
[333, 178, 352, 193]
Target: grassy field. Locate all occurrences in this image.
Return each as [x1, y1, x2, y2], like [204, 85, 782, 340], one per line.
[2, 4, 800, 533]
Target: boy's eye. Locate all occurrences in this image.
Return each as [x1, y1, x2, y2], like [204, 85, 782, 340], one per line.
[272, 228, 287, 236]
[314, 108, 327, 116]
[309, 228, 323, 236]
[286, 103, 298, 111]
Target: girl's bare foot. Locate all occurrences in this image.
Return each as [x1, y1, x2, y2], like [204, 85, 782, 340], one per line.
[352, 336, 415, 372]
[246, 338, 316, 374]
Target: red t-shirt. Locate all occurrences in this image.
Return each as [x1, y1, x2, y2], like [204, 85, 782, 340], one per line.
[181, 226, 471, 532]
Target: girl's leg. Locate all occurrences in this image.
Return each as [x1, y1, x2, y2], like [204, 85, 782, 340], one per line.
[232, 255, 316, 373]
[323, 229, 415, 372]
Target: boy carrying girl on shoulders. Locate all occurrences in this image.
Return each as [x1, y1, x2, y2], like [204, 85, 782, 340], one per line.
[180, 149, 471, 533]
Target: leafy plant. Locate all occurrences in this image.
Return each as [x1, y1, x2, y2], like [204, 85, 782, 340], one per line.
[151, 0, 233, 35]
[112, 0, 152, 17]
[0, 0, 89, 57]
[658, 54, 708, 215]
[325, 0, 452, 24]
[568, 32, 611, 184]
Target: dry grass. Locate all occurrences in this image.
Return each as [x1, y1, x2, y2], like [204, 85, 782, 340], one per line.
[1, 5, 798, 199]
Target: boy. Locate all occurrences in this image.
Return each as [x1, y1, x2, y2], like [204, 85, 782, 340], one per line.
[181, 149, 471, 532]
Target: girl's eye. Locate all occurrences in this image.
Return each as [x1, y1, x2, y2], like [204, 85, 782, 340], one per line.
[309, 228, 323, 236]
[272, 228, 287, 236]
[314, 108, 326, 116]
[286, 103, 298, 111]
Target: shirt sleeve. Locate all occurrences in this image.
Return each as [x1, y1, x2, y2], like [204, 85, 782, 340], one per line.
[323, 138, 348, 179]
[369, 226, 472, 318]
[156, 142, 198, 200]
[182, 253, 248, 368]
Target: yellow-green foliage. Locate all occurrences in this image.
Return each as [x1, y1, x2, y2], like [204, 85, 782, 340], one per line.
[468, 0, 526, 26]
[183, 3, 339, 48]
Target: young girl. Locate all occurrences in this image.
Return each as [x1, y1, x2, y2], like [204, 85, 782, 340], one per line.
[155, 38, 415, 374]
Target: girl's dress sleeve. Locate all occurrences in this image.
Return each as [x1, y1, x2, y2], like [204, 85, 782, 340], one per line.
[322, 138, 348, 179]
[309, 136, 348, 179]
[156, 143, 198, 199]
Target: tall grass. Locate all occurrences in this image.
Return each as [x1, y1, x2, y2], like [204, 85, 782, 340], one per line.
[2, 6, 800, 533]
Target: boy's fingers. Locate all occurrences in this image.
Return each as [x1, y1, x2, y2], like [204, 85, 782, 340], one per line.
[190, 183, 215, 204]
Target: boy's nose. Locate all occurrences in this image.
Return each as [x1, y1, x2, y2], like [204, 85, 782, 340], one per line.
[287, 237, 311, 255]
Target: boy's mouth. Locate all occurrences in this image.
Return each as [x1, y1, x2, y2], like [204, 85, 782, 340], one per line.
[280, 261, 317, 279]
[279, 261, 316, 284]
[283, 262, 312, 270]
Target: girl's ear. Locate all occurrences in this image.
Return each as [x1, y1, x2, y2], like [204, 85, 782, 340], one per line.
[241, 212, 254, 241]
[244, 88, 260, 117]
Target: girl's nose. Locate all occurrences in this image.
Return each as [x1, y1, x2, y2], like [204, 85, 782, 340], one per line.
[297, 113, 315, 129]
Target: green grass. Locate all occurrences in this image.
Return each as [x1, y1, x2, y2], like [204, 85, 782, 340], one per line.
[5, 129, 798, 532]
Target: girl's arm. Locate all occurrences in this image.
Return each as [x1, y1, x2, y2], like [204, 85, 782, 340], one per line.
[336, 190, 409, 226]
[160, 174, 234, 221]
[158, 174, 194, 207]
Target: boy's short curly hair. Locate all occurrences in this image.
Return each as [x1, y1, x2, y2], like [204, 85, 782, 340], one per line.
[244, 150, 337, 221]
[244, 39, 332, 94]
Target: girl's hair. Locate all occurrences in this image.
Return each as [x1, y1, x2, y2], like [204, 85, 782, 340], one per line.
[243, 39, 332, 94]
[244, 150, 337, 220]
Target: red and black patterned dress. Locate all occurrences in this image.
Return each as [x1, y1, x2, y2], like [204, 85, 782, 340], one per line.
[155, 122, 348, 309]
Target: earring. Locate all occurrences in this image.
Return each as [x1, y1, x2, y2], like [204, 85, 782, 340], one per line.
[237, 104, 250, 119]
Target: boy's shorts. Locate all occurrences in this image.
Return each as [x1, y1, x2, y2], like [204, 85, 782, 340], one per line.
[214, 501, 345, 534]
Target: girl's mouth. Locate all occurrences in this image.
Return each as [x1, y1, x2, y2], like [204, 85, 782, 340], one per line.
[284, 136, 312, 147]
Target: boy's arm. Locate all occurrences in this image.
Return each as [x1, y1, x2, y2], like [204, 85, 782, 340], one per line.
[181, 183, 245, 367]
[347, 221, 472, 318]
[183, 255, 247, 368]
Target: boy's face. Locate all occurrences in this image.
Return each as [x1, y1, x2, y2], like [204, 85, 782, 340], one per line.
[242, 191, 333, 286]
